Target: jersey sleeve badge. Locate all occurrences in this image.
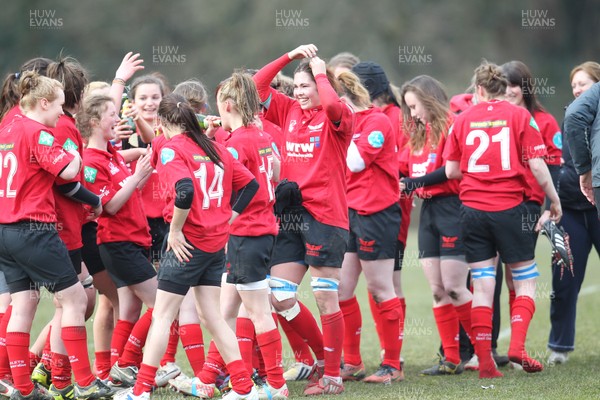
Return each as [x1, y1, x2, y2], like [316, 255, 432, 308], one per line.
[368, 131, 384, 148]
[38, 130, 55, 146]
[160, 147, 175, 165]
[84, 166, 98, 183]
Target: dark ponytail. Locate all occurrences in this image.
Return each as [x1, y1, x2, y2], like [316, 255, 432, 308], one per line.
[47, 55, 88, 110]
[158, 94, 221, 166]
[0, 57, 53, 122]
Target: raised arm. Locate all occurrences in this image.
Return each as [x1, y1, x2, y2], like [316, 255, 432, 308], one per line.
[254, 44, 318, 102]
[109, 52, 144, 110]
[311, 56, 344, 124]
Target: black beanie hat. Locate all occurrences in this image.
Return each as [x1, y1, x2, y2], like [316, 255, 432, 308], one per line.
[352, 61, 390, 100]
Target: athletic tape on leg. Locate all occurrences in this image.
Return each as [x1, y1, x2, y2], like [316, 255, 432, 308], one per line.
[80, 275, 94, 289]
[236, 278, 269, 291]
[269, 277, 298, 301]
[277, 301, 301, 321]
[310, 277, 340, 292]
[512, 262, 539, 281]
[471, 266, 496, 280]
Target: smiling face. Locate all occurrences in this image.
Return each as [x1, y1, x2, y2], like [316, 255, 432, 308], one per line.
[293, 71, 320, 110]
[571, 70, 596, 98]
[403, 90, 427, 123]
[505, 84, 525, 108]
[133, 83, 162, 123]
[42, 89, 65, 127]
[97, 101, 119, 141]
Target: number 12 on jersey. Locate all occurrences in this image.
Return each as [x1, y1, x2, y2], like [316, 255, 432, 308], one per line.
[0, 152, 18, 198]
[193, 163, 224, 209]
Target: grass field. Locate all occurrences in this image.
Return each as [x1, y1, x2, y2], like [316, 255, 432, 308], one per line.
[30, 225, 600, 399]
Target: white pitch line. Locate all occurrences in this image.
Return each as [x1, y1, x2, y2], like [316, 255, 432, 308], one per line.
[497, 284, 600, 341]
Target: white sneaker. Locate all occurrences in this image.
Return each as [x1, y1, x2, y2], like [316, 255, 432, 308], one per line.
[155, 362, 182, 387]
[509, 361, 524, 371]
[169, 376, 220, 398]
[283, 362, 313, 381]
[464, 354, 479, 371]
[113, 387, 150, 400]
[547, 351, 569, 366]
[222, 385, 259, 400]
[257, 382, 289, 400]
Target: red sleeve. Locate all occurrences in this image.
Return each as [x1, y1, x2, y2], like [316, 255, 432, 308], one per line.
[521, 115, 547, 161]
[150, 135, 168, 168]
[213, 128, 231, 145]
[225, 140, 249, 170]
[535, 111, 562, 166]
[253, 54, 292, 101]
[83, 161, 114, 206]
[398, 147, 410, 177]
[229, 153, 254, 192]
[443, 124, 462, 162]
[159, 147, 191, 186]
[355, 116, 392, 169]
[315, 74, 343, 123]
[32, 130, 75, 177]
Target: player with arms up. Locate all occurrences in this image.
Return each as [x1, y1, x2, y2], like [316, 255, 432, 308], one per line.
[253, 44, 354, 396]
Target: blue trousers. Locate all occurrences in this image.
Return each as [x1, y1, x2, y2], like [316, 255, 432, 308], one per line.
[548, 207, 600, 352]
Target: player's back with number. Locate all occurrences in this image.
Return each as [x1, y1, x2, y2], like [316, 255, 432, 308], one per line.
[0, 115, 73, 224]
[451, 100, 545, 211]
[158, 134, 253, 252]
[225, 126, 278, 237]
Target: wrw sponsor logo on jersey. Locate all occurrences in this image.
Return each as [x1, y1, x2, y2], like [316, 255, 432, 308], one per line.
[285, 136, 320, 158]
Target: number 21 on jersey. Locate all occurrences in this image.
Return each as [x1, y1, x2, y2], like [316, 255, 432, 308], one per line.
[193, 163, 224, 209]
[466, 127, 510, 173]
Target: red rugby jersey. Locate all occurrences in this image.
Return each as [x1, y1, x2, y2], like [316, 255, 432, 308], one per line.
[52, 114, 86, 250]
[156, 134, 255, 252]
[225, 125, 278, 237]
[346, 107, 399, 215]
[404, 120, 459, 199]
[260, 113, 284, 159]
[255, 54, 354, 229]
[383, 104, 412, 246]
[0, 105, 21, 129]
[523, 110, 562, 205]
[0, 115, 74, 224]
[83, 143, 151, 247]
[444, 100, 547, 212]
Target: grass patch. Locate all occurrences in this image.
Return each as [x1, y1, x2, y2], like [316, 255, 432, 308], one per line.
[32, 229, 600, 399]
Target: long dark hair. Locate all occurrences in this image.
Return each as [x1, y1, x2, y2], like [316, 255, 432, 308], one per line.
[501, 60, 544, 114]
[400, 75, 449, 152]
[46, 55, 88, 110]
[158, 94, 221, 165]
[0, 57, 53, 121]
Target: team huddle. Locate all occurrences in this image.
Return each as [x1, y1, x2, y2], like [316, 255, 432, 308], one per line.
[0, 42, 594, 400]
